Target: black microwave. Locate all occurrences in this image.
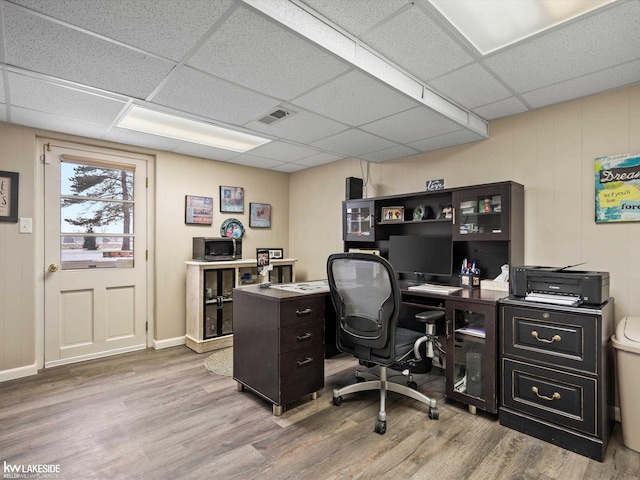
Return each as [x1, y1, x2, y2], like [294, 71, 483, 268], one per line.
[193, 237, 242, 261]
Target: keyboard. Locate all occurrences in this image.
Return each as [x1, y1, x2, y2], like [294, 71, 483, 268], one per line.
[407, 283, 462, 295]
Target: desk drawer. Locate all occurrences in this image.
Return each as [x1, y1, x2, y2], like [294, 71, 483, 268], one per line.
[280, 297, 325, 328]
[280, 344, 324, 405]
[502, 306, 597, 373]
[502, 358, 597, 435]
[280, 320, 324, 354]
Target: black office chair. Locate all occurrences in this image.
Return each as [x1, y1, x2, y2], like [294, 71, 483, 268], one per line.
[326, 252, 441, 434]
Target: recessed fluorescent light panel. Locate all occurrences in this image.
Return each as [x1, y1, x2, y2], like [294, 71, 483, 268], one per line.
[117, 106, 271, 152]
[429, 0, 614, 55]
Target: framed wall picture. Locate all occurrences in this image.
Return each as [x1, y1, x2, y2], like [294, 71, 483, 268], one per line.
[250, 202, 271, 228]
[0, 171, 19, 223]
[185, 195, 213, 225]
[596, 152, 640, 222]
[219, 186, 244, 213]
[381, 206, 404, 222]
[268, 248, 283, 259]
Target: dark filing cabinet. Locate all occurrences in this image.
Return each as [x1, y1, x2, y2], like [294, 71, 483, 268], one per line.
[499, 297, 615, 461]
[233, 286, 325, 415]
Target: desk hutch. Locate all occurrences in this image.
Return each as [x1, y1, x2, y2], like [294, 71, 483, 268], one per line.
[343, 181, 524, 413]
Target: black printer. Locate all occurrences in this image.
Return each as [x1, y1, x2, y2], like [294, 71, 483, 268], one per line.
[512, 265, 609, 306]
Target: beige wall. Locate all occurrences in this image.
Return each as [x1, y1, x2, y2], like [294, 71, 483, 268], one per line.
[154, 152, 289, 341]
[1, 84, 639, 380]
[290, 84, 640, 322]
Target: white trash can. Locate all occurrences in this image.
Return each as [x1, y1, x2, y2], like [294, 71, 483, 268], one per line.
[611, 316, 640, 453]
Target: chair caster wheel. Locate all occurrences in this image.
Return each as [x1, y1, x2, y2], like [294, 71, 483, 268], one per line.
[375, 420, 386, 434]
[429, 407, 439, 420]
[333, 396, 343, 406]
[407, 381, 418, 390]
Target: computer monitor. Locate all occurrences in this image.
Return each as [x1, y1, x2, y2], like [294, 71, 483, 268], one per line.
[388, 235, 453, 278]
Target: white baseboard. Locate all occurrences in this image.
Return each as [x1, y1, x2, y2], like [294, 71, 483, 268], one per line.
[45, 344, 146, 368]
[0, 363, 38, 383]
[152, 336, 186, 350]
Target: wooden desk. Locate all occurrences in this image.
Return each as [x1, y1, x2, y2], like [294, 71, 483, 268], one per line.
[400, 283, 508, 414]
[233, 281, 508, 415]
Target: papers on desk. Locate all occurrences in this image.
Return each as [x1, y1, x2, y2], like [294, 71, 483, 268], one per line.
[269, 280, 330, 294]
[407, 283, 462, 295]
[524, 292, 581, 306]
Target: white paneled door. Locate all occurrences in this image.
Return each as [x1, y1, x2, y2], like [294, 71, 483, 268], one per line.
[44, 142, 149, 366]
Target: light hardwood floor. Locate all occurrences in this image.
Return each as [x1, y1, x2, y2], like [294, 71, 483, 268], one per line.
[1, 346, 638, 480]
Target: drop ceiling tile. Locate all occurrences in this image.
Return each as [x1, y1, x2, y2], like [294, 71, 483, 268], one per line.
[472, 97, 529, 120]
[0, 74, 5, 103]
[311, 128, 397, 157]
[361, 106, 463, 144]
[229, 154, 286, 170]
[187, 5, 351, 100]
[0, 104, 6, 122]
[360, 145, 421, 163]
[522, 59, 640, 110]
[103, 127, 184, 152]
[409, 129, 485, 152]
[152, 66, 281, 125]
[429, 64, 512, 109]
[273, 163, 307, 173]
[11, 106, 110, 139]
[299, 0, 409, 36]
[248, 141, 321, 163]
[484, 1, 640, 93]
[362, 5, 473, 81]
[8, 73, 126, 125]
[3, 4, 175, 99]
[11, 0, 235, 61]
[295, 152, 344, 167]
[294, 70, 419, 126]
[244, 108, 349, 144]
[172, 143, 240, 162]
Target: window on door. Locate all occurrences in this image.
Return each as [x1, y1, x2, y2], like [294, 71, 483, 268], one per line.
[60, 159, 135, 270]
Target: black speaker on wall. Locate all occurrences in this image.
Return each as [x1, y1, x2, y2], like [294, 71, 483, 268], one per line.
[346, 177, 363, 199]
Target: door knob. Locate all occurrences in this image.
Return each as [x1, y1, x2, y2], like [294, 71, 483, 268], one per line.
[48, 264, 59, 272]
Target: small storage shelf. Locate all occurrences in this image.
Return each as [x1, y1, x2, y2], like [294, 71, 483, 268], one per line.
[185, 258, 297, 353]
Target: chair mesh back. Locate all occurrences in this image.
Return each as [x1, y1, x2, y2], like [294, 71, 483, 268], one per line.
[327, 253, 400, 364]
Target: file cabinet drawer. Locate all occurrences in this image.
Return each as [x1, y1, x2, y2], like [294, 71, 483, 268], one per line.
[502, 358, 597, 435]
[502, 306, 597, 373]
[280, 344, 325, 405]
[280, 320, 324, 354]
[280, 297, 325, 327]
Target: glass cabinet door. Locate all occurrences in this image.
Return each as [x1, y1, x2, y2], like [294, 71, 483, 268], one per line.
[452, 184, 510, 241]
[343, 200, 375, 242]
[446, 301, 497, 413]
[204, 268, 234, 339]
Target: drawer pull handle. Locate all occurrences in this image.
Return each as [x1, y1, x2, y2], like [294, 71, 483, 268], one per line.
[531, 331, 561, 344]
[531, 386, 561, 401]
[296, 308, 312, 316]
[297, 333, 312, 341]
[297, 357, 313, 366]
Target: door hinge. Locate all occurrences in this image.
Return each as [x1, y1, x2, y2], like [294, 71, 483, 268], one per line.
[145, 321, 148, 332]
[146, 177, 148, 188]
[146, 249, 148, 261]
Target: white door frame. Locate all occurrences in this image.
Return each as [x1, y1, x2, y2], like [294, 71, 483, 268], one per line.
[35, 137, 155, 370]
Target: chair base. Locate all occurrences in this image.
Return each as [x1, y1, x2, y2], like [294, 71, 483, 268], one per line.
[333, 365, 438, 434]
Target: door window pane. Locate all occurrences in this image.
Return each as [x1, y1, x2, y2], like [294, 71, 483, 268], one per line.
[60, 160, 135, 270]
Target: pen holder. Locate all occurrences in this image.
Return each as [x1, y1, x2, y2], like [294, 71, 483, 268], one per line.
[459, 273, 480, 289]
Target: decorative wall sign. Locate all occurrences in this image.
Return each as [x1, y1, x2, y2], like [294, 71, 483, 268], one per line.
[219, 186, 244, 213]
[185, 195, 213, 225]
[595, 152, 640, 223]
[250, 203, 271, 228]
[426, 179, 445, 191]
[0, 171, 19, 223]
